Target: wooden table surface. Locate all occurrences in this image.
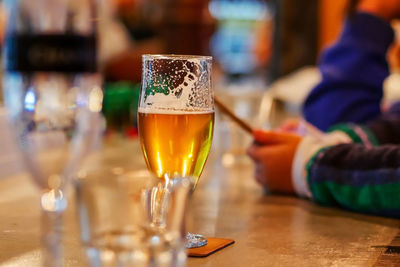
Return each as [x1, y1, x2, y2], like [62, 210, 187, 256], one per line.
[0, 140, 399, 267]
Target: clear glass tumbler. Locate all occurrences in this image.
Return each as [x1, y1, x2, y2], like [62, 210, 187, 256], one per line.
[75, 162, 191, 267]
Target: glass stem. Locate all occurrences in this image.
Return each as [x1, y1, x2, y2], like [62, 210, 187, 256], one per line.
[41, 209, 64, 267]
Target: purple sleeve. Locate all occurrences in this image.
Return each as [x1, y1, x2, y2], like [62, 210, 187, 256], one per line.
[308, 143, 400, 218]
[303, 12, 394, 131]
[306, 104, 400, 218]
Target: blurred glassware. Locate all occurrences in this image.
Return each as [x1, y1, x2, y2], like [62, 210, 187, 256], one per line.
[2, 0, 101, 266]
[77, 77, 190, 265]
[214, 79, 264, 167]
[75, 165, 191, 267]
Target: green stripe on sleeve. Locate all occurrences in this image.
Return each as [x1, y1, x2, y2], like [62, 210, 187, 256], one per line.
[305, 146, 332, 201]
[310, 182, 400, 212]
[328, 124, 363, 144]
[328, 123, 379, 146]
[359, 125, 379, 146]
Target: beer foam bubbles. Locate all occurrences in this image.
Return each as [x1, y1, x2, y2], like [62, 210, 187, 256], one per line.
[140, 56, 213, 112]
[138, 107, 214, 114]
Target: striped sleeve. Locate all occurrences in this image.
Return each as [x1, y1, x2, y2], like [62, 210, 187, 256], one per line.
[292, 123, 377, 198]
[366, 106, 400, 145]
[307, 144, 400, 218]
[293, 121, 400, 218]
[328, 123, 379, 147]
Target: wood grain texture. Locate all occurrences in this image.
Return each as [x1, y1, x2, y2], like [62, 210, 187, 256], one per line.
[0, 140, 399, 266]
[374, 229, 400, 266]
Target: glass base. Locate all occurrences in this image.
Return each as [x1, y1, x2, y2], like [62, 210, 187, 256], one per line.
[85, 230, 187, 267]
[185, 233, 208, 249]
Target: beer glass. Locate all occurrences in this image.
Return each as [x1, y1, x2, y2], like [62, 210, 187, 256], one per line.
[138, 54, 214, 248]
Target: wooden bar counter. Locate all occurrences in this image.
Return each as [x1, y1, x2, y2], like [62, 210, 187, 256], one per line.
[0, 140, 399, 266]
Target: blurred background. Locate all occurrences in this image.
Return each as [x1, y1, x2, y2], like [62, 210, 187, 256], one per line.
[0, 0, 400, 171]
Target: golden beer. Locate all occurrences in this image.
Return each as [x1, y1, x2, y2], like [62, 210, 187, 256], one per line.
[138, 111, 214, 187]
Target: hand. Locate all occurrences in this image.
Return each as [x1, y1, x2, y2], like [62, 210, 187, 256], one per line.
[388, 41, 400, 72]
[247, 129, 302, 194]
[358, 0, 400, 21]
[276, 119, 300, 133]
[276, 119, 321, 138]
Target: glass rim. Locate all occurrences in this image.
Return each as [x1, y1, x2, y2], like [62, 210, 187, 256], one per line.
[142, 54, 212, 61]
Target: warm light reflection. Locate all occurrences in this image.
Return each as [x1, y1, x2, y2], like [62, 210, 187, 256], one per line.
[41, 189, 67, 212]
[188, 141, 195, 159]
[88, 86, 103, 112]
[222, 153, 235, 167]
[183, 141, 196, 176]
[182, 160, 188, 176]
[156, 151, 163, 178]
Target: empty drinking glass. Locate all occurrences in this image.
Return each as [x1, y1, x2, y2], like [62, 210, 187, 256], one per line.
[75, 163, 192, 267]
[2, 0, 101, 265]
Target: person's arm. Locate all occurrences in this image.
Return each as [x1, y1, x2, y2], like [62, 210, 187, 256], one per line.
[366, 102, 400, 144]
[293, 110, 400, 218]
[248, 109, 400, 218]
[329, 102, 400, 145]
[305, 143, 400, 218]
[303, 12, 394, 131]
